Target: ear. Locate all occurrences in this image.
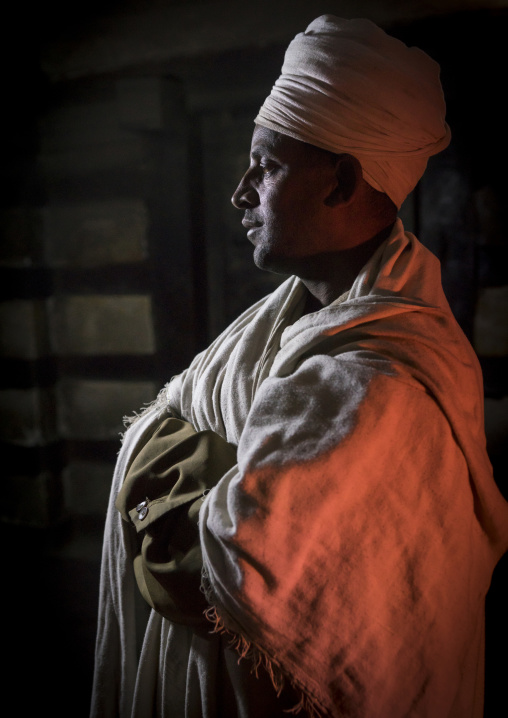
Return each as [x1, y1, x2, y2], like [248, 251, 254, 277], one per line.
[325, 154, 363, 207]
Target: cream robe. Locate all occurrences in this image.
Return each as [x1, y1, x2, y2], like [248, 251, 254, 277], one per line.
[91, 219, 508, 717]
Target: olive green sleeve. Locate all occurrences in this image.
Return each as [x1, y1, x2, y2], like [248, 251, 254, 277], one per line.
[115, 417, 237, 625]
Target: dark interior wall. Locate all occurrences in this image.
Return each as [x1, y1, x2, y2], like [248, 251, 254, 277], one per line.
[1, 2, 507, 715]
[4, 1, 507, 525]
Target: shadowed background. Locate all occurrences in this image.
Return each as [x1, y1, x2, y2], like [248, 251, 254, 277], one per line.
[1, 1, 507, 715]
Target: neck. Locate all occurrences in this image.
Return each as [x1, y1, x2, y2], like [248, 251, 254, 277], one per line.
[300, 222, 395, 312]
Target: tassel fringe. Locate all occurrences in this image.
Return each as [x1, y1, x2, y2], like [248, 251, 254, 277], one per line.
[204, 605, 327, 718]
[120, 382, 174, 441]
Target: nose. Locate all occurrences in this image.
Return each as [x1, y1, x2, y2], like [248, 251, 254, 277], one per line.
[231, 171, 259, 209]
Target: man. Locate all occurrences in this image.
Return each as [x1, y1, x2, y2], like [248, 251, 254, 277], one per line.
[91, 16, 508, 718]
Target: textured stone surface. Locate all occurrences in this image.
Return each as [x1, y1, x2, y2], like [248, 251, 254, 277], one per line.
[39, 95, 135, 153]
[485, 396, 508, 450]
[3, 471, 61, 527]
[48, 294, 155, 355]
[419, 157, 476, 338]
[116, 77, 184, 131]
[63, 461, 115, 516]
[474, 286, 508, 357]
[40, 0, 483, 81]
[57, 378, 157, 440]
[0, 388, 57, 445]
[0, 300, 49, 359]
[0, 207, 42, 267]
[485, 396, 508, 501]
[42, 199, 149, 267]
[38, 139, 151, 192]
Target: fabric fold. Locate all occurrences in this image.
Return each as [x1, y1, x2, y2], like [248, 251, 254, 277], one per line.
[255, 15, 451, 207]
[115, 416, 238, 626]
[91, 219, 508, 718]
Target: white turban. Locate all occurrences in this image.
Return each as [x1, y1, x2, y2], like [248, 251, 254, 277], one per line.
[255, 15, 451, 208]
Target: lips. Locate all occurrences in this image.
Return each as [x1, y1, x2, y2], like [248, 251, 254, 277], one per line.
[242, 216, 263, 243]
[242, 217, 263, 230]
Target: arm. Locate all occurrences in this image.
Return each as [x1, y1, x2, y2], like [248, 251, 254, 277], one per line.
[115, 416, 237, 626]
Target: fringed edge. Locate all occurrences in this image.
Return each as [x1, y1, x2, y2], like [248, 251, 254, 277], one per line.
[203, 604, 328, 718]
[120, 382, 174, 442]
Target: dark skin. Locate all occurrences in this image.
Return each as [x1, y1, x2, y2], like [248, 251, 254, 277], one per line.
[232, 126, 397, 312]
[297, 227, 395, 314]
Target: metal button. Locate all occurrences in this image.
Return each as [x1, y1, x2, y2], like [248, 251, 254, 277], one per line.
[138, 506, 148, 520]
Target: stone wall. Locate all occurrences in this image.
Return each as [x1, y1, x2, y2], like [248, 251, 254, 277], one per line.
[1, 0, 507, 533]
[1, 72, 196, 527]
[1, 3, 506, 716]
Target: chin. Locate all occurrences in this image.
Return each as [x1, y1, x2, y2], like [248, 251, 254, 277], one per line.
[253, 246, 292, 275]
[255, 239, 316, 278]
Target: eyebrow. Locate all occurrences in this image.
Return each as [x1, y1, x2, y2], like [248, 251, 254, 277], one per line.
[250, 148, 270, 159]
[250, 144, 279, 160]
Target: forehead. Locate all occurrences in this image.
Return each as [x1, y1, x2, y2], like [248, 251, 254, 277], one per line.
[250, 125, 335, 168]
[250, 125, 290, 153]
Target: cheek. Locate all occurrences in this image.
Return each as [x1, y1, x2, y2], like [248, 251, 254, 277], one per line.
[262, 185, 298, 222]
[260, 177, 324, 239]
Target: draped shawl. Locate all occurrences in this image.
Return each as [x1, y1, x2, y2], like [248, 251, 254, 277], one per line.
[91, 220, 508, 718]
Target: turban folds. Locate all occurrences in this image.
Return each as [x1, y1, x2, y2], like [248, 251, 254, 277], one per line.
[255, 15, 451, 208]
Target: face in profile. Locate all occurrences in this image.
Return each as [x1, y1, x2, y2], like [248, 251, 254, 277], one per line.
[232, 126, 341, 276]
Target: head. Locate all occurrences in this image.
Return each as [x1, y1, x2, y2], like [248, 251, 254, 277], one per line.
[254, 15, 450, 209]
[232, 125, 397, 276]
[232, 15, 450, 282]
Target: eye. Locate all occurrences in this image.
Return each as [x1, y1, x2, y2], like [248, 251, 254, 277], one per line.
[259, 161, 277, 178]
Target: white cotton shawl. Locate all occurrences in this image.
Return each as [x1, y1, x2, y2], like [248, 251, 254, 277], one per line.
[91, 220, 508, 718]
[255, 16, 451, 208]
